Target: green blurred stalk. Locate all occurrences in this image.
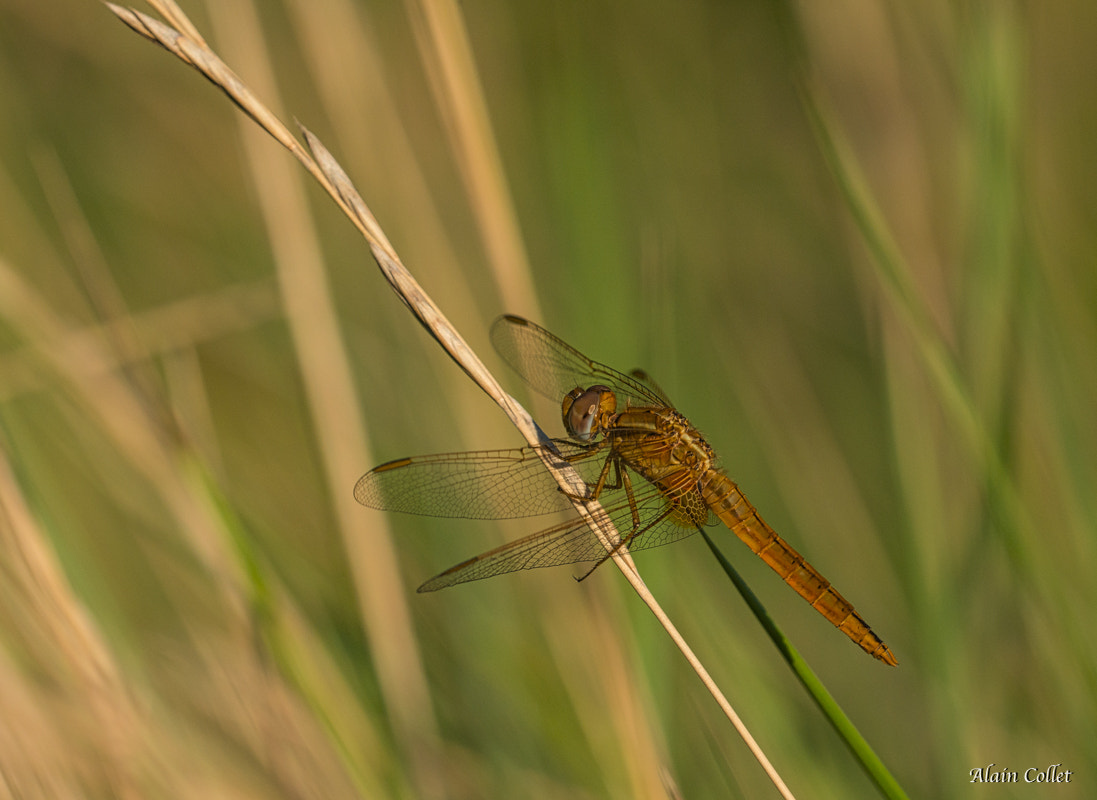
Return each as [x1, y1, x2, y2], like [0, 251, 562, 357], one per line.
[701, 530, 909, 800]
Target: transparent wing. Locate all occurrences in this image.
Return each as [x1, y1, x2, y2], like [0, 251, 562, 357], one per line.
[354, 441, 603, 520]
[416, 466, 708, 591]
[629, 368, 673, 406]
[491, 315, 666, 410]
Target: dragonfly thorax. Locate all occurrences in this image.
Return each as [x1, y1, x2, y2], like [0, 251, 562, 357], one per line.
[562, 385, 617, 441]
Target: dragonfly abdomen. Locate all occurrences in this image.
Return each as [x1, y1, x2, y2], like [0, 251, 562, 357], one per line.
[701, 472, 898, 666]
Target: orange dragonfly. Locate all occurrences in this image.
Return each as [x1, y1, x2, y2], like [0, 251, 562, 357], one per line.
[355, 315, 897, 665]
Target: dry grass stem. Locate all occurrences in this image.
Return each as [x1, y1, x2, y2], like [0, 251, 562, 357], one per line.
[0, 280, 278, 400]
[0, 258, 247, 613]
[106, 2, 795, 795]
[404, 0, 541, 314]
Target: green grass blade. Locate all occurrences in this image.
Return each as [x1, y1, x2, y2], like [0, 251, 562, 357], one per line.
[700, 530, 909, 800]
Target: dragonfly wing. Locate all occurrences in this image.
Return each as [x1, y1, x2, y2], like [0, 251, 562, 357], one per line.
[418, 516, 615, 591]
[418, 471, 704, 590]
[491, 315, 665, 410]
[354, 441, 614, 520]
[629, 369, 674, 406]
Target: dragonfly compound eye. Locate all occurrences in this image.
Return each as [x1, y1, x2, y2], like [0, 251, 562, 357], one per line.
[563, 385, 616, 440]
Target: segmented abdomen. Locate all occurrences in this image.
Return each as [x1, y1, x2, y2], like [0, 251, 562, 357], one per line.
[700, 472, 897, 666]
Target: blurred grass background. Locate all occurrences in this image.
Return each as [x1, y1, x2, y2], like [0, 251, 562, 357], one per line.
[0, 0, 1094, 797]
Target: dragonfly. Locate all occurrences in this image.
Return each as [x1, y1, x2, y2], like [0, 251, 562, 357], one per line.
[355, 315, 897, 666]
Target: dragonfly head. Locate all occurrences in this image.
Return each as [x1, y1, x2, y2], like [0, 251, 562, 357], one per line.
[562, 385, 617, 441]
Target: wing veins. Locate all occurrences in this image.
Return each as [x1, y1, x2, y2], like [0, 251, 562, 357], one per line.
[417, 470, 703, 590]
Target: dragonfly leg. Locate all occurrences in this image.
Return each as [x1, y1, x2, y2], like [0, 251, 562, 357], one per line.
[588, 451, 632, 498]
[620, 467, 641, 530]
[591, 455, 627, 496]
[553, 442, 612, 501]
[575, 468, 674, 582]
[574, 504, 677, 582]
[555, 447, 622, 502]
